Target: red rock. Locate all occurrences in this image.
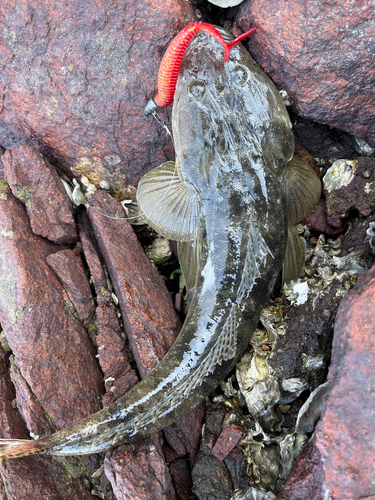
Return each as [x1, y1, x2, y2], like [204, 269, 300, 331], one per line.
[0, 1, 199, 198]
[236, 1, 375, 147]
[314, 263, 375, 499]
[0, 348, 28, 441]
[168, 458, 194, 500]
[276, 438, 324, 500]
[302, 198, 345, 236]
[211, 422, 244, 461]
[96, 306, 139, 407]
[0, 347, 96, 500]
[77, 211, 139, 406]
[9, 356, 57, 438]
[46, 249, 96, 328]
[192, 453, 233, 499]
[87, 190, 181, 379]
[163, 401, 206, 465]
[104, 434, 177, 500]
[0, 193, 103, 429]
[2, 145, 77, 244]
[77, 212, 113, 305]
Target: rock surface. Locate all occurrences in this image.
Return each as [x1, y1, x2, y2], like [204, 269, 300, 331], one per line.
[87, 190, 181, 379]
[302, 198, 346, 236]
[104, 434, 177, 500]
[46, 248, 96, 328]
[235, 0, 375, 147]
[2, 145, 78, 244]
[192, 403, 250, 499]
[0, 190, 103, 429]
[0, 348, 97, 500]
[0, 0, 199, 198]
[276, 439, 324, 500]
[323, 157, 375, 227]
[314, 262, 375, 499]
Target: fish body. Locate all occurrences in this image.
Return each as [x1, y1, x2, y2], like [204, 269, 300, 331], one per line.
[0, 27, 320, 458]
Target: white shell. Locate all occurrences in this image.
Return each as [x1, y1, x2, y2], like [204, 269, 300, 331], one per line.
[323, 159, 358, 193]
[207, 0, 244, 7]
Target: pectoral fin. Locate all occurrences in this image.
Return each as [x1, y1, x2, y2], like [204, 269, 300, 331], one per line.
[285, 156, 321, 225]
[136, 162, 199, 242]
[283, 225, 306, 283]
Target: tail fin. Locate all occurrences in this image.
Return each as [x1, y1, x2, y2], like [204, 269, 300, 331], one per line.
[0, 438, 45, 459]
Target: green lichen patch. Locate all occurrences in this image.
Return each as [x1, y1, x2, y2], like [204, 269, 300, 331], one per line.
[15, 185, 34, 210]
[0, 178, 9, 192]
[1, 230, 14, 239]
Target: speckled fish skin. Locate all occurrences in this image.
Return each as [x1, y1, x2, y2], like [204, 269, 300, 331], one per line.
[0, 28, 298, 458]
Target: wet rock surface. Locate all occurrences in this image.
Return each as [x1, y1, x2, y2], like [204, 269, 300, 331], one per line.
[235, 0, 375, 147]
[314, 263, 375, 499]
[2, 145, 78, 244]
[0, 0, 199, 198]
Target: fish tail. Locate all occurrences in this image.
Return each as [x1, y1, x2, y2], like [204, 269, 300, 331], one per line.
[0, 438, 46, 458]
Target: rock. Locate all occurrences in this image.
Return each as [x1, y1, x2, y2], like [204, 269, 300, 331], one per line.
[323, 157, 375, 227]
[0, 348, 28, 441]
[0, 192, 103, 429]
[192, 452, 233, 500]
[87, 190, 181, 379]
[223, 447, 250, 491]
[9, 357, 57, 438]
[46, 249, 96, 328]
[211, 422, 244, 461]
[77, 211, 140, 406]
[314, 263, 375, 499]
[302, 198, 345, 236]
[96, 307, 139, 407]
[2, 145, 78, 244]
[163, 400, 206, 464]
[162, 401, 206, 498]
[191, 403, 249, 499]
[235, 1, 375, 147]
[104, 434, 177, 500]
[275, 439, 324, 500]
[0, 347, 97, 500]
[77, 211, 113, 304]
[292, 117, 358, 166]
[0, 1, 199, 198]
[167, 458, 194, 500]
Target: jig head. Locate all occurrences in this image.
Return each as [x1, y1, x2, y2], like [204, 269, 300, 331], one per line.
[143, 22, 256, 116]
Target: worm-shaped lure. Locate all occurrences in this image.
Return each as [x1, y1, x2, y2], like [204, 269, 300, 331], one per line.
[144, 22, 256, 116]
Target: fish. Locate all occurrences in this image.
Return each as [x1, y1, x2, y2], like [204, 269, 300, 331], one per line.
[0, 24, 320, 458]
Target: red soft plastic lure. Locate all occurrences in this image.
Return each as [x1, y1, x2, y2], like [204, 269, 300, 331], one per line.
[144, 22, 256, 116]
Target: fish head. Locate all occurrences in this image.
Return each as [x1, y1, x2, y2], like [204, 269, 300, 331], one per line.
[172, 27, 294, 195]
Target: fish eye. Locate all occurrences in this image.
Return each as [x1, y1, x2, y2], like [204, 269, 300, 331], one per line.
[232, 66, 248, 86]
[189, 81, 205, 100]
